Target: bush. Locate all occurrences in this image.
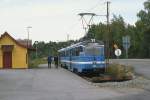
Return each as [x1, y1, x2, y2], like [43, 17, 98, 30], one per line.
[106, 63, 134, 79]
[29, 58, 47, 68]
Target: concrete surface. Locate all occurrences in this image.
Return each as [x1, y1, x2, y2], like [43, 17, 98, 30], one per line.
[0, 64, 149, 100]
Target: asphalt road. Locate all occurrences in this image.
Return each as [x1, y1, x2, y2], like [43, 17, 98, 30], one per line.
[0, 64, 149, 100]
[111, 59, 150, 79]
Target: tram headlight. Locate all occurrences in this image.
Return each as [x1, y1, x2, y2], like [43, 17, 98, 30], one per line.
[93, 64, 96, 68]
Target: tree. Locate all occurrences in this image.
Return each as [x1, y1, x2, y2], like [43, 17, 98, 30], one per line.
[136, 0, 150, 58]
[85, 15, 144, 58]
[86, 15, 127, 58]
[30, 40, 76, 59]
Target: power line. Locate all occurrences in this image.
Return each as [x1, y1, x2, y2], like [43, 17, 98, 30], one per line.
[64, 0, 107, 40]
[86, 0, 106, 12]
[66, 19, 81, 31]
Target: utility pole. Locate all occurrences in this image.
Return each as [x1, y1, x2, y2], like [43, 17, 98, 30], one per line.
[34, 41, 38, 58]
[78, 1, 111, 68]
[26, 26, 32, 67]
[26, 26, 32, 48]
[106, 1, 110, 68]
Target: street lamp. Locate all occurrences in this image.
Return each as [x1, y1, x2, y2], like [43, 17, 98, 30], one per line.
[26, 26, 32, 47]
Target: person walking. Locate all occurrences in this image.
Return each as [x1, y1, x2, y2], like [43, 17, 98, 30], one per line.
[47, 56, 52, 68]
[54, 56, 59, 68]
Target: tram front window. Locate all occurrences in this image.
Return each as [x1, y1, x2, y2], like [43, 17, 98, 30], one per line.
[85, 47, 104, 56]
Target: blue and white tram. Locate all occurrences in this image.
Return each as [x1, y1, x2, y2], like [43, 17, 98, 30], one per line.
[58, 41, 105, 73]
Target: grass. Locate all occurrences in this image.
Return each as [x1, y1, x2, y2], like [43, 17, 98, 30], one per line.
[84, 64, 134, 83]
[106, 63, 134, 80]
[29, 58, 47, 68]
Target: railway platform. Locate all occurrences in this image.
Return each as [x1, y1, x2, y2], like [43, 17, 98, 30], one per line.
[0, 64, 147, 100]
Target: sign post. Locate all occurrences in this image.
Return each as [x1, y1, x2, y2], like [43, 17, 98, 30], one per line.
[122, 35, 130, 59]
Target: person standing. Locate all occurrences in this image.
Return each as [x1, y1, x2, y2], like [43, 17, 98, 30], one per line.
[54, 56, 59, 68]
[47, 56, 52, 68]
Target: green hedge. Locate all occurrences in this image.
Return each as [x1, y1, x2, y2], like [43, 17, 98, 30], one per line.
[29, 58, 47, 68]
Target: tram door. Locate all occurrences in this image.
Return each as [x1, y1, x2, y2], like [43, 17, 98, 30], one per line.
[69, 50, 72, 70]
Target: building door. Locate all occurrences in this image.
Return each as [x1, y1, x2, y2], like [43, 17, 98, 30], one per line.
[3, 52, 12, 69]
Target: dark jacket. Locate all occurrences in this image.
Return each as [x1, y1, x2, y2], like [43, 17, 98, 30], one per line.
[54, 56, 59, 64]
[47, 56, 52, 63]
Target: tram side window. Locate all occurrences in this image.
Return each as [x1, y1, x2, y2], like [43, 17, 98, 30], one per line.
[79, 46, 83, 52]
[68, 47, 84, 56]
[75, 49, 79, 56]
[65, 51, 67, 56]
[60, 52, 62, 57]
[72, 49, 76, 56]
[75, 47, 83, 56]
[100, 47, 104, 56]
[66, 50, 69, 57]
[61, 51, 65, 57]
[70, 50, 72, 56]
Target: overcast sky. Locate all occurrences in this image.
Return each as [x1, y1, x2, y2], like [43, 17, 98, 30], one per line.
[0, 0, 146, 42]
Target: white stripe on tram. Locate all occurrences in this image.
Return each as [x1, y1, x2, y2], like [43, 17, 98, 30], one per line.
[60, 60, 105, 64]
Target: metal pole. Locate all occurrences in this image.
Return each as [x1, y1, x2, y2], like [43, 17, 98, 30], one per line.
[125, 37, 128, 59]
[34, 41, 38, 58]
[36, 46, 37, 58]
[26, 26, 32, 67]
[26, 26, 32, 48]
[27, 28, 29, 47]
[126, 44, 128, 59]
[106, 1, 110, 68]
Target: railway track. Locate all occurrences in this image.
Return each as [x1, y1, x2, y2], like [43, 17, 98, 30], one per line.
[81, 74, 132, 83]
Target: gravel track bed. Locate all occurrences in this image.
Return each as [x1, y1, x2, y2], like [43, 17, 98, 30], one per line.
[90, 76, 150, 89]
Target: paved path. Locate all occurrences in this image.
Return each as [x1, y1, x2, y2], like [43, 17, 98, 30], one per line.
[0, 64, 148, 100]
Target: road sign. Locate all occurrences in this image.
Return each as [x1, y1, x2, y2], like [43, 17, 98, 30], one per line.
[122, 35, 130, 50]
[114, 44, 118, 49]
[115, 49, 122, 57]
[122, 35, 130, 58]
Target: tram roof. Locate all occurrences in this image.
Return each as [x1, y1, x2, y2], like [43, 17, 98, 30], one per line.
[58, 42, 84, 52]
[58, 40, 104, 52]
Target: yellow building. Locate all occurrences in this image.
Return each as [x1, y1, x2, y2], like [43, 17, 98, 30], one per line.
[0, 32, 34, 69]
